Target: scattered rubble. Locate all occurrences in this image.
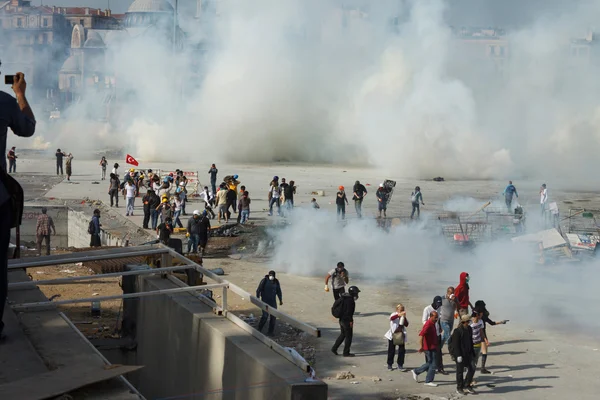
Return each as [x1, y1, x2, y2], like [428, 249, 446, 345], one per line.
[335, 371, 355, 380]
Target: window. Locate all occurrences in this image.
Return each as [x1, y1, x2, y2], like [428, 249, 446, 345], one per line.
[43, 18, 48, 27]
[17, 18, 22, 27]
[80, 19, 84, 26]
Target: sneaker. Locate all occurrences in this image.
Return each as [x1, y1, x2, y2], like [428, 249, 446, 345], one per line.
[387, 365, 393, 371]
[412, 370, 419, 383]
[481, 368, 492, 374]
[456, 388, 466, 395]
[465, 387, 477, 394]
[424, 382, 438, 387]
[331, 348, 338, 356]
[343, 353, 355, 357]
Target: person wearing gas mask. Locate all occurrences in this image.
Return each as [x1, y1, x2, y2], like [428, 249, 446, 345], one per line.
[331, 285, 360, 357]
[256, 270, 283, 336]
[422, 295, 447, 374]
[455, 272, 474, 317]
[325, 262, 349, 300]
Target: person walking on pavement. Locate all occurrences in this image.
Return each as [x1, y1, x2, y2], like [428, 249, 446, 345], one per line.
[65, 153, 73, 181]
[376, 183, 389, 218]
[336, 185, 349, 220]
[352, 180, 367, 218]
[412, 311, 439, 387]
[331, 285, 360, 357]
[540, 183, 548, 215]
[240, 190, 251, 224]
[208, 164, 218, 196]
[439, 287, 458, 365]
[125, 180, 136, 216]
[99, 156, 108, 180]
[6, 146, 16, 173]
[90, 209, 101, 247]
[108, 173, 120, 207]
[474, 300, 508, 375]
[468, 309, 485, 391]
[422, 296, 447, 375]
[325, 262, 349, 300]
[55, 148, 65, 175]
[256, 270, 283, 336]
[142, 189, 154, 229]
[215, 183, 229, 223]
[268, 177, 281, 216]
[384, 304, 409, 371]
[410, 186, 425, 219]
[503, 180, 518, 212]
[35, 207, 55, 256]
[454, 272, 474, 317]
[451, 314, 477, 395]
[148, 189, 160, 230]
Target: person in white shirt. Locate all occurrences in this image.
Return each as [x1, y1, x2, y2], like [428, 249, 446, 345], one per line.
[540, 183, 548, 215]
[384, 304, 409, 371]
[125, 181, 136, 216]
[422, 296, 447, 374]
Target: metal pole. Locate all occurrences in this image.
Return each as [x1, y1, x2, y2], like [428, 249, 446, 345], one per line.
[222, 285, 227, 312]
[12, 283, 228, 311]
[59, 312, 146, 400]
[8, 265, 196, 289]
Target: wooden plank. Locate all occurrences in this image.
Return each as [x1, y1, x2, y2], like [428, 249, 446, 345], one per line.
[0, 364, 143, 400]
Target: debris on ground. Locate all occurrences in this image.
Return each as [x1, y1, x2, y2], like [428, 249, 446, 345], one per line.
[336, 371, 355, 380]
[372, 376, 382, 382]
[433, 177, 445, 182]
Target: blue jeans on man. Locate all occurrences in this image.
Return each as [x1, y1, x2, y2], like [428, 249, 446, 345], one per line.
[187, 233, 199, 254]
[269, 197, 280, 216]
[240, 209, 250, 224]
[173, 210, 183, 228]
[440, 320, 453, 349]
[413, 349, 437, 383]
[151, 209, 159, 229]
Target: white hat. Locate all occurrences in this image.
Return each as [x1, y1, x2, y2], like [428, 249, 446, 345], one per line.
[379, 183, 384, 187]
[193, 210, 200, 216]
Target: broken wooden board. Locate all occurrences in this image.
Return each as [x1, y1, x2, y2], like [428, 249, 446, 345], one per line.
[0, 364, 143, 400]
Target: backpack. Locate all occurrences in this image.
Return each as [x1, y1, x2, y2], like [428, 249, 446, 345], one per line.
[331, 297, 344, 318]
[411, 192, 418, 203]
[87, 219, 95, 234]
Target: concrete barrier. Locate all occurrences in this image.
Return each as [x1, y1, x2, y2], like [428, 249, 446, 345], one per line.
[68, 209, 123, 247]
[123, 275, 327, 400]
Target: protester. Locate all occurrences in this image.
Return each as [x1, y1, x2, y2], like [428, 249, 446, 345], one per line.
[208, 164, 218, 195]
[412, 311, 439, 387]
[99, 156, 108, 180]
[439, 287, 458, 362]
[0, 70, 36, 340]
[55, 148, 65, 175]
[336, 185, 349, 220]
[65, 153, 73, 181]
[148, 189, 160, 230]
[124, 180, 136, 216]
[90, 209, 101, 247]
[236, 185, 246, 223]
[225, 185, 237, 219]
[173, 195, 184, 228]
[503, 180, 518, 212]
[474, 300, 509, 374]
[186, 210, 203, 254]
[422, 296, 446, 375]
[540, 183, 548, 215]
[200, 186, 216, 218]
[468, 309, 485, 391]
[175, 180, 187, 216]
[352, 180, 367, 218]
[111, 162, 119, 176]
[376, 183, 389, 218]
[108, 173, 120, 207]
[256, 270, 283, 336]
[142, 190, 154, 229]
[240, 191, 251, 224]
[410, 186, 425, 219]
[454, 272, 473, 316]
[268, 177, 281, 216]
[384, 304, 409, 371]
[156, 197, 172, 223]
[311, 198, 320, 209]
[451, 314, 476, 395]
[331, 286, 360, 357]
[35, 207, 55, 256]
[6, 146, 16, 173]
[325, 262, 349, 300]
[215, 183, 229, 223]
[156, 216, 173, 245]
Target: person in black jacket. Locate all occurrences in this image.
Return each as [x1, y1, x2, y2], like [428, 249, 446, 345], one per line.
[256, 270, 283, 336]
[148, 190, 161, 229]
[142, 189, 154, 229]
[332, 285, 360, 357]
[451, 314, 476, 395]
[474, 300, 508, 374]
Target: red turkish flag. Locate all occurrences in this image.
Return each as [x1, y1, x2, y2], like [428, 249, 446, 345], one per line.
[125, 154, 139, 166]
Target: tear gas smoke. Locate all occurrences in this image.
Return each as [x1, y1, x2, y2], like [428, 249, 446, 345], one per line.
[267, 207, 600, 332]
[11, 0, 600, 180]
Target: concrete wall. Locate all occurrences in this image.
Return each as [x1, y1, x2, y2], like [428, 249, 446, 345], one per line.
[68, 209, 123, 248]
[11, 205, 69, 248]
[125, 276, 327, 400]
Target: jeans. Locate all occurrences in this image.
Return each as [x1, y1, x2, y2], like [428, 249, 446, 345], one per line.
[269, 197, 280, 216]
[57, 162, 63, 175]
[0, 200, 12, 334]
[505, 196, 513, 211]
[211, 181, 216, 197]
[332, 320, 353, 355]
[440, 320, 453, 350]
[472, 345, 482, 370]
[126, 197, 135, 216]
[258, 310, 277, 335]
[387, 340, 406, 367]
[173, 210, 183, 228]
[354, 199, 363, 218]
[109, 189, 119, 207]
[36, 234, 51, 256]
[187, 233, 199, 254]
[282, 200, 292, 217]
[151, 209, 159, 229]
[240, 209, 249, 224]
[101, 167, 106, 180]
[411, 202, 420, 218]
[414, 349, 437, 383]
[456, 358, 476, 390]
[8, 160, 16, 173]
[337, 204, 346, 220]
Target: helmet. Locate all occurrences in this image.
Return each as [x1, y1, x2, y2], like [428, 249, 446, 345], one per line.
[379, 183, 384, 188]
[348, 286, 361, 297]
[233, 174, 238, 179]
[338, 185, 344, 190]
[161, 198, 168, 203]
[193, 210, 200, 216]
[129, 168, 135, 172]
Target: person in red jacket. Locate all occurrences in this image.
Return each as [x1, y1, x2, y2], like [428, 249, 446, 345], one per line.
[454, 272, 474, 317]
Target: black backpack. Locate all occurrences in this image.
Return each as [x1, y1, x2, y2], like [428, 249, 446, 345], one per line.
[331, 297, 344, 318]
[87, 219, 95, 234]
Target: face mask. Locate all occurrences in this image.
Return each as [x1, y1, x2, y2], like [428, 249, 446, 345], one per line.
[466, 277, 470, 283]
[269, 276, 275, 281]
